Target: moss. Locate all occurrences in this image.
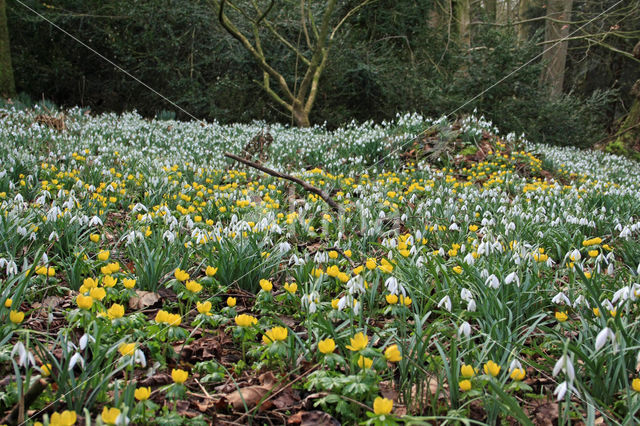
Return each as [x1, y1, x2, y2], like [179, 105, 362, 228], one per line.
[459, 146, 478, 156]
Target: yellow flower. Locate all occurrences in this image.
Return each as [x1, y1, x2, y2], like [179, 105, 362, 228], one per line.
[588, 250, 599, 258]
[185, 280, 202, 293]
[344, 249, 352, 258]
[90, 234, 100, 242]
[171, 368, 189, 384]
[328, 250, 338, 259]
[555, 311, 568, 322]
[453, 266, 463, 274]
[584, 271, 592, 279]
[10, 310, 24, 324]
[459, 379, 472, 391]
[460, 364, 475, 378]
[582, 237, 602, 247]
[262, 326, 288, 344]
[36, 266, 56, 276]
[107, 303, 125, 320]
[101, 407, 121, 425]
[469, 224, 478, 232]
[135, 386, 151, 401]
[90, 287, 106, 301]
[119, 343, 135, 357]
[102, 275, 117, 288]
[4, 298, 12, 308]
[235, 314, 258, 327]
[49, 410, 77, 426]
[632, 378, 640, 393]
[97, 250, 110, 261]
[353, 265, 363, 275]
[385, 294, 398, 305]
[259, 279, 273, 292]
[205, 266, 218, 277]
[379, 259, 394, 273]
[284, 282, 298, 294]
[483, 360, 501, 377]
[373, 396, 393, 415]
[510, 368, 526, 381]
[41, 363, 52, 377]
[76, 294, 93, 310]
[318, 338, 336, 354]
[346, 332, 368, 351]
[593, 307, 600, 317]
[174, 268, 189, 282]
[365, 258, 377, 270]
[227, 297, 237, 307]
[83, 277, 98, 289]
[399, 295, 412, 307]
[358, 355, 373, 369]
[384, 344, 402, 362]
[197, 301, 212, 315]
[122, 278, 136, 289]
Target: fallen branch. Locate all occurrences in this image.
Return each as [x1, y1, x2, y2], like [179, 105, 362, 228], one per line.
[224, 152, 343, 213]
[2, 378, 48, 425]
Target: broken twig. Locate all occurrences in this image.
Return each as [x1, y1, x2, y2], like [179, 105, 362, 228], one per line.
[224, 152, 343, 213]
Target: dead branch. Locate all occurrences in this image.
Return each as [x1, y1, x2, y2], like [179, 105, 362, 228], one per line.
[224, 152, 343, 213]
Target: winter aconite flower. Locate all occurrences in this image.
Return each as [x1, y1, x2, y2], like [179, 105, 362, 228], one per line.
[459, 379, 472, 391]
[235, 314, 258, 327]
[122, 278, 136, 289]
[76, 294, 93, 310]
[373, 396, 393, 415]
[41, 363, 52, 377]
[97, 250, 110, 261]
[555, 311, 568, 322]
[259, 279, 273, 292]
[49, 410, 77, 426]
[107, 304, 125, 320]
[318, 338, 336, 354]
[284, 282, 298, 294]
[460, 364, 475, 378]
[384, 345, 402, 362]
[227, 297, 237, 307]
[10, 310, 24, 324]
[483, 360, 501, 377]
[358, 355, 373, 369]
[135, 386, 151, 401]
[171, 368, 189, 384]
[119, 343, 136, 357]
[632, 378, 640, 392]
[196, 301, 212, 315]
[385, 294, 398, 304]
[174, 268, 189, 282]
[510, 368, 526, 381]
[262, 326, 288, 344]
[205, 266, 218, 277]
[101, 407, 121, 425]
[346, 332, 368, 351]
[5, 298, 12, 308]
[185, 280, 202, 293]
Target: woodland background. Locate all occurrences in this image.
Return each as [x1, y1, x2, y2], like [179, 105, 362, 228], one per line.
[0, 0, 639, 151]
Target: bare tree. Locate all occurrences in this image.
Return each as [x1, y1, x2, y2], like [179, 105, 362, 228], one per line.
[0, 0, 15, 98]
[539, 0, 573, 97]
[214, 0, 373, 127]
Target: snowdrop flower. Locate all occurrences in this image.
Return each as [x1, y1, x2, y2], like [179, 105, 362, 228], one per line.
[554, 381, 580, 401]
[595, 327, 615, 352]
[485, 274, 500, 289]
[551, 292, 571, 306]
[509, 359, 523, 372]
[449, 223, 459, 231]
[134, 349, 147, 367]
[611, 287, 629, 305]
[458, 321, 471, 339]
[505, 271, 520, 286]
[572, 295, 588, 309]
[437, 295, 452, 312]
[12, 341, 35, 367]
[464, 252, 475, 265]
[163, 230, 176, 243]
[460, 288, 473, 302]
[385, 276, 399, 295]
[89, 216, 103, 226]
[68, 352, 85, 370]
[467, 299, 476, 312]
[79, 333, 95, 350]
[553, 354, 575, 382]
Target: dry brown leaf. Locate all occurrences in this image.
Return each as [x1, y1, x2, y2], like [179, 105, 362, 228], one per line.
[128, 291, 160, 310]
[287, 410, 340, 426]
[225, 371, 277, 410]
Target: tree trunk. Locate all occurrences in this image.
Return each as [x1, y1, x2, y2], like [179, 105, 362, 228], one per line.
[484, 0, 496, 20]
[456, 0, 471, 49]
[540, 0, 573, 97]
[0, 0, 15, 98]
[611, 43, 640, 158]
[517, 0, 533, 42]
[292, 105, 310, 128]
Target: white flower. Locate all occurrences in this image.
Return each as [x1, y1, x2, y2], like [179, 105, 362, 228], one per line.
[460, 288, 473, 302]
[467, 299, 477, 312]
[69, 352, 85, 370]
[134, 349, 147, 367]
[458, 321, 471, 339]
[551, 292, 571, 306]
[554, 381, 568, 401]
[595, 327, 615, 352]
[505, 271, 520, 286]
[485, 274, 500, 289]
[552, 354, 575, 382]
[437, 295, 452, 312]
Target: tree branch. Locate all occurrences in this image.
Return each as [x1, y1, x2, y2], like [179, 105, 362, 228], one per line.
[224, 152, 343, 213]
